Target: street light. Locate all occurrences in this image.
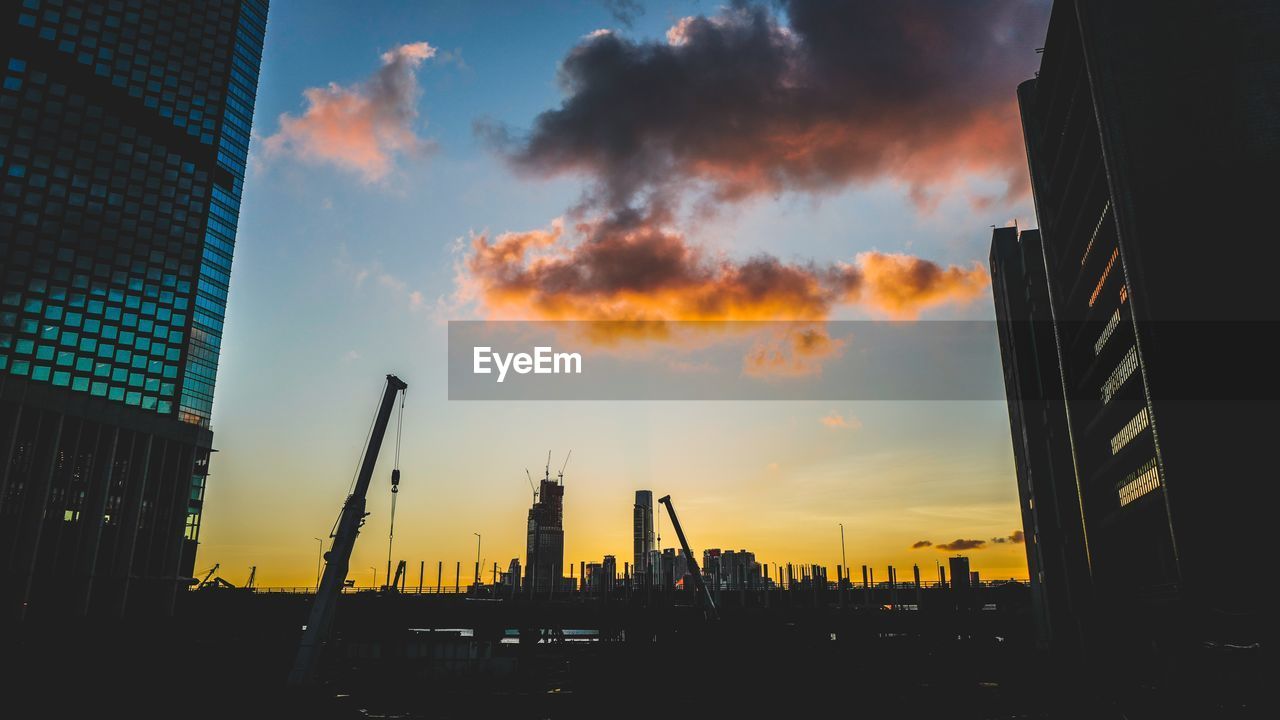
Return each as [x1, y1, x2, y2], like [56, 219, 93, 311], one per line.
[370, 566, 377, 589]
[473, 533, 482, 588]
[313, 537, 324, 592]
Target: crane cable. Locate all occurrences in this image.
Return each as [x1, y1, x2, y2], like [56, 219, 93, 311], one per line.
[386, 389, 406, 589]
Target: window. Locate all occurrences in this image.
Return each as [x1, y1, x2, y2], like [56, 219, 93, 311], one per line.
[1111, 408, 1150, 455]
[1102, 346, 1139, 403]
[1118, 458, 1160, 507]
[1094, 308, 1121, 356]
[1089, 248, 1119, 308]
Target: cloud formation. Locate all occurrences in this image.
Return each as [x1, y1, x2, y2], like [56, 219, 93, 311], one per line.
[936, 538, 987, 551]
[482, 1, 1047, 214]
[457, 213, 988, 322]
[743, 326, 849, 377]
[991, 530, 1026, 544]
[264, 42, 437, 182]
[911, 540, 933, 549]
[820, 411, 861, 430]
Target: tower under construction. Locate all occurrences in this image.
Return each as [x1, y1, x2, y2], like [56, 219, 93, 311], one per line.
[524, 456, 565, 593]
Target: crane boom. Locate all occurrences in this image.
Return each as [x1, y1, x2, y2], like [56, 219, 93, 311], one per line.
[557, 450, 572, 484]
[288, 374, 408, 686]
[195, 563, 219, 587]
[657, 495, 718, 620]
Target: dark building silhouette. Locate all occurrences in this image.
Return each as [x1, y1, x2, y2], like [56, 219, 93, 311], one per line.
[702, 547, 760, 589]
[632, 489, 653, 582]
[580, 555, 617, 592]
[990, 227, 1091, 656]
[0, 0, 267, 619]
[948, 556, 971, 592]
[997, 0, 1274, 677]
[525, 470, 564, 593]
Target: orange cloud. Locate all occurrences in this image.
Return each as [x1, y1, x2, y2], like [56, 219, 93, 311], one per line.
[743, 326, 848, 378]
[856, 252, 989, 319]
[263, 42, 437, 181]
[458, 215, 989, 324]
[819, 411, 860, 430]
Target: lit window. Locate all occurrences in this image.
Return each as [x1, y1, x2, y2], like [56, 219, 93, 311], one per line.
[1110, 408, 1150, 455]
[1094, 308, 1121, 356]
[1089, 248, 1119, 308]
[1102, 346, 1139, 403]
[1118, 458, 1160, 507]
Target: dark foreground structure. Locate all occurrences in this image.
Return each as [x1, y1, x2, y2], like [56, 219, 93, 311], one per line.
[4, 582, 1057, 719]
[993, 0, 1274, 714]
[0, 1, 266, 619]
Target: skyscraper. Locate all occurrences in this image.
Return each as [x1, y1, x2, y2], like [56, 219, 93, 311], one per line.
[997, 0, 1273, 678]
[601, 554, 616, 592]
[525, 467, 564, 594]
[948, 556, 971, 593]
[632, 489, 654, 581]
[990, 226, 1090, 656]
[0, 0, 267, 619]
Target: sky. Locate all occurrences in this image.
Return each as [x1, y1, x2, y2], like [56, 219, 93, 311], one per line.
[199, 0, 1049, 589]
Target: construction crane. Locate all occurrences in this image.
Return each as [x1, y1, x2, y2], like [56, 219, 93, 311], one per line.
[192, 563, 219, 587]
[557, 450, 572, 484]
[525, 469, 538, 502]
[288, 374, 408, 687]
[245, 566, 256, 590]
[196, 563, 235, 590]
[657, 495, 718, 620]
[194, 562, 238, 590]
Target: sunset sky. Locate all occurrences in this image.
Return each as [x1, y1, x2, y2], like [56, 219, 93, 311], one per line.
[199, 0, 1049, 588]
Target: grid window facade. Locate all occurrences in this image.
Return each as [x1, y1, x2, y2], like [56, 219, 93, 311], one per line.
[2, 0, 266, 428]
[15, 0, 240, 146]
[1, 58, 200, 414]
[180, 0, 264, 426]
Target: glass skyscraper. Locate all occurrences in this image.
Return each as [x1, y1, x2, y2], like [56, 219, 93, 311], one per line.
[0, 0, 267, 619]
[632, 489, 654, 582]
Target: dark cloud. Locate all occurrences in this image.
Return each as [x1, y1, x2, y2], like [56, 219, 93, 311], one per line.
[936, 538, 987, 551]
[911, 540, 933, 549]
[991, 530, 1025, 544]
[481, 0, 1049, 215]
[596, 0, 645, 28]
